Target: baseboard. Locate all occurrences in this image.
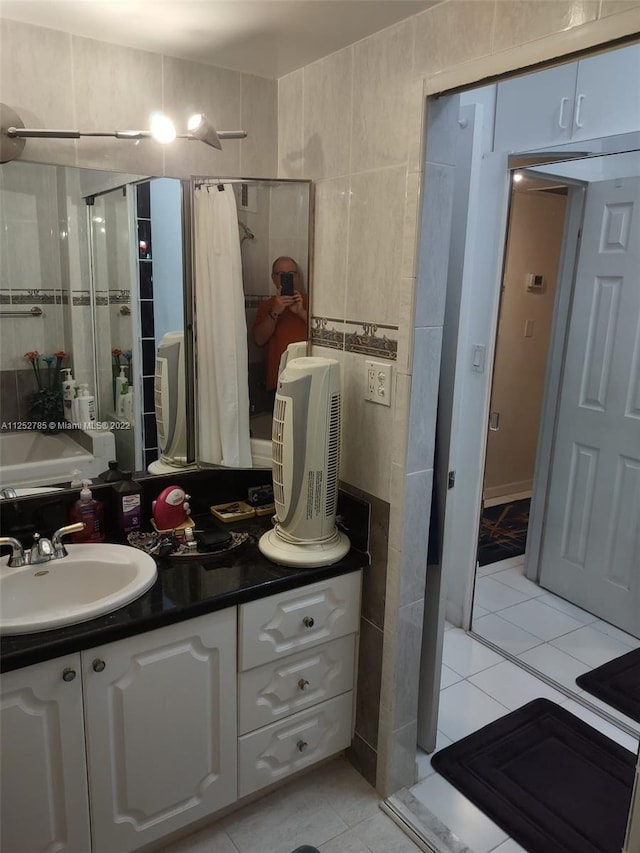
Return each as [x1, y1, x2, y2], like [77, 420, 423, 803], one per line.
[483, 486, 532, 507]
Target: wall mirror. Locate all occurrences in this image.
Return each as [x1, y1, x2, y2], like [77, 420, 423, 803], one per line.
[0, 165, 313, 494]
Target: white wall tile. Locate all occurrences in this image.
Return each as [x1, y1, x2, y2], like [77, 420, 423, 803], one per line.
[0, 20, 77, 166]
[492, 0, 598, 53]
[277, 69, 305, 178]
[303, 48, 352, 180]
[346, 166, 406, 325]
[311, 176, 350, 321]
[413, 1, 495, 81]
[162, 55, 241, 178]
[351, 20, 414, 174]
[239, 73, 277, 178]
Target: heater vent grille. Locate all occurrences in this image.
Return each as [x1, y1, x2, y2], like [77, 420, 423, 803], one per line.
[325, 392, 341, 517]
[272, 396, 287, 512]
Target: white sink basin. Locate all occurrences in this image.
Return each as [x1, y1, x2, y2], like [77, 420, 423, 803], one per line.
[0, 544, 157, 635]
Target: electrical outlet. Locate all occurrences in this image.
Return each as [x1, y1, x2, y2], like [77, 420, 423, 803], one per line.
[364, 360, 392, 406]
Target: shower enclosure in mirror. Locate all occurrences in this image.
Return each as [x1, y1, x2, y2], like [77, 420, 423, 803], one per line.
[0, 161, 192, 493]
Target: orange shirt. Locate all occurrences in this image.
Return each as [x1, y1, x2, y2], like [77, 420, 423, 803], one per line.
[253, 294, 308, 390]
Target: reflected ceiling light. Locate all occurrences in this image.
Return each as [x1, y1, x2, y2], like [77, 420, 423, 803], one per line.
[513, 171, 524, 183]
[0, 103, 247, 163]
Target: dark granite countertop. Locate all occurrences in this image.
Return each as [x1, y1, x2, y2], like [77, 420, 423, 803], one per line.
[0, 515, 367, 673]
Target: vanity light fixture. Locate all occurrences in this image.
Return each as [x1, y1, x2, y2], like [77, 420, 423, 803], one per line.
[0, 103, 247, 163]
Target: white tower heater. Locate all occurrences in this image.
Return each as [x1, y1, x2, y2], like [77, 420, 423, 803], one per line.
[259, 356, 350, 567]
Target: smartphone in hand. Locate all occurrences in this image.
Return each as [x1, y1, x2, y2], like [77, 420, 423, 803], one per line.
[280, 272, 294, 296]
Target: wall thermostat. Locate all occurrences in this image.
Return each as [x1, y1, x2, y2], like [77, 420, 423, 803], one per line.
[526, 273, 546, 293]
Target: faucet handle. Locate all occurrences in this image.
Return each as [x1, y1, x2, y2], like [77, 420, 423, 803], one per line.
[51, 522, 85, 557]
[29, 533, 55, 565]
[0, 536, 27, 568]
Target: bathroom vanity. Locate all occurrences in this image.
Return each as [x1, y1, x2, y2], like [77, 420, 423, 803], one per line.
[0, 520, 365, 853]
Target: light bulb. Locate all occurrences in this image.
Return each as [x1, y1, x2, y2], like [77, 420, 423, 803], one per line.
[513, 172, 524, 183]
[150, 112, 176, 145]
[188, 113, 203, 133]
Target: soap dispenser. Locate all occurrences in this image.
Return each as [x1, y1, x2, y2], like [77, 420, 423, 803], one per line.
[75, 384, 96, 427]
[60, 368, 77, 423]
[115, 367, 128, 418]
[69, 480, 106, 543]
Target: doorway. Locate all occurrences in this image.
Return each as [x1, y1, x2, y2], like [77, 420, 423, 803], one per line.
[470, 152, 640, 727]
[476, 172, 568, 570]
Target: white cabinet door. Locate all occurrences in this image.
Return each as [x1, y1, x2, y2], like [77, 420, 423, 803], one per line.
[238, 571, 362, 670]
[572, 43, 640, 142]
[494, 62, 577, 152]
[238, 691, 354, 798]
[83, 608, 237, 853]
[0, 656, 91, 853]
[238, 633, 356, 734]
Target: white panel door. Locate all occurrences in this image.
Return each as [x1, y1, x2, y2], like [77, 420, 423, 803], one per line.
[0, 656, 91, 853]
[539, 176, 640, 635]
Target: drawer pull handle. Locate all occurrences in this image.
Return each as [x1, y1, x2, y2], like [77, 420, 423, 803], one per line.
[92, 659, 106, 673]
[302, 616, 315, 628]
[297, 740, 308, 752]
[62, 667, 76, 682]
[298, 678, 310, 691]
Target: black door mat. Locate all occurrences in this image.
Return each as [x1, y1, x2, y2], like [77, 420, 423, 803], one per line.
[576, 647, 640, 724]
[477, 498, 530, 566]
[431, 698, 635, 853]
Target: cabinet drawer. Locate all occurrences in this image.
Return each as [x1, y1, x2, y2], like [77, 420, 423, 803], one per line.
[238, 691, 353, 798]
[238, 634, 356, 735]
[239, 570, 361, 670]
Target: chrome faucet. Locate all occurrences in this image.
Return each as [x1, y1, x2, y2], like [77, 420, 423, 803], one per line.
[51, 522, 85, 558]
[0, 523, 85, 568]
[0, 537, 27, 567]
[0, 488, 17, 499]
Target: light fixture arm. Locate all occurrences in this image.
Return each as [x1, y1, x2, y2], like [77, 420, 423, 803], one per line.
[1, 103, 247, 163]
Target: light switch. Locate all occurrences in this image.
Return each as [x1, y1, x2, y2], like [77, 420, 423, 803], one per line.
[364, 360, 392, 406]
[471, 345, 485, 373]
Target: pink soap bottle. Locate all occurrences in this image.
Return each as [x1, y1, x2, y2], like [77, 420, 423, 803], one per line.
[70, 480, 106, 543]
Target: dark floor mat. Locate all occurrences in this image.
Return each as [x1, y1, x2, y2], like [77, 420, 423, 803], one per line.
[431, 698, 635, 853]
[477, 498, 529, 566]
[576, 647, 640, 724]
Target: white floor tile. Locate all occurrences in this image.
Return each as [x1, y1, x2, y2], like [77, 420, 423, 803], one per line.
[577, 691, 640, 735]
[472, 613, 542, 656]
[490, 566, 545, 598]
[473, 577, 529, 612]
[518, 642, 591, 691]
[439, 664, 463, 689]
[437, 680, 510, 742]
[469, 659, 569, 711]
[442, 628, 506, 677]
[411, 773, 508, 853]
[416, 731, 453, 780]
[496, 597, 586, 642]
[322, 812, 423, 853]
[473, 604, 490, 618]
[536, 592, 600, 625]
[551, 624, 635, 668]
[590, 619, 640, 649]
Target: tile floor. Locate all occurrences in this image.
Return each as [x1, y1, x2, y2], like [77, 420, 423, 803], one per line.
[407, 555, 640, 853]
[160, 755, 423, 853]
[160, 555, 640, 853]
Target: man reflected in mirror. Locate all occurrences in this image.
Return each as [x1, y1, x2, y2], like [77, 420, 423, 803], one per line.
[252, 256, 308, 394]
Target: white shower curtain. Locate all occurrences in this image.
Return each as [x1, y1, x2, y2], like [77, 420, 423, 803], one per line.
[194, 184, 252, 467]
